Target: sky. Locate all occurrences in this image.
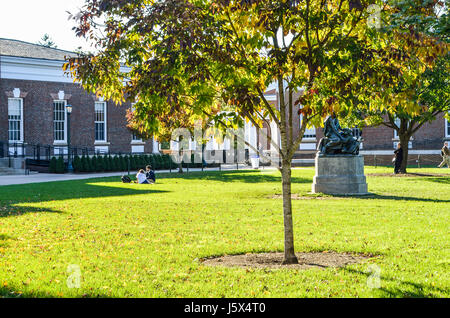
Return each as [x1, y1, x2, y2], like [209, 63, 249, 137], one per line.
[0, 0, 93, 52]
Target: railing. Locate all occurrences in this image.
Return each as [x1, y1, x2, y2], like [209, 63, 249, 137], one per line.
[0, 141, 252, 172]
[361, 138, 446, 151]
[0, 141, 124, 161]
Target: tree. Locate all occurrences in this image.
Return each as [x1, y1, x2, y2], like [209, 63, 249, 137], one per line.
[363, 53, 449, 173]
[38, 34, 58, 48]
[354, 1, 449, 173]
[66, 0, 443, 264]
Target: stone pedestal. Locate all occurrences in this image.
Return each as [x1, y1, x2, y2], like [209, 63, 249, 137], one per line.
[312, 154, 368, 195]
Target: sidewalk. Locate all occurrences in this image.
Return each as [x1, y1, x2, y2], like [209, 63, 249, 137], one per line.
[0, 164, 263, 186]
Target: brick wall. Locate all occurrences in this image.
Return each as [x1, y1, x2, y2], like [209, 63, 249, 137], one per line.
[0, 79, 153, 153]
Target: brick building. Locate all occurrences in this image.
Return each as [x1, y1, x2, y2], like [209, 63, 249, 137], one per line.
[0, 38, 158, 159]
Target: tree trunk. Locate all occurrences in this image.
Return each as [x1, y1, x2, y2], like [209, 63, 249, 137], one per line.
[281, 159, 298, 264]
[399, 134, 410, 174]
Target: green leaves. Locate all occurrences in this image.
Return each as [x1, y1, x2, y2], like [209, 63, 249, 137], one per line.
[66, 0, 448, 158]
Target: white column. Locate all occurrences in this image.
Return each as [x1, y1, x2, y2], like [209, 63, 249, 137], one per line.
[270, 120, 280, 155]
[152, 137, 160, 153]
[248, 122, 257, 155]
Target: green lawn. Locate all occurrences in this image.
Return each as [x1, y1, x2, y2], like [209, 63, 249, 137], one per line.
[0, 166, 449, 298]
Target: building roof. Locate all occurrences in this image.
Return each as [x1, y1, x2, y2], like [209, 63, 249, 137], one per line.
[0, 38, 76, 61]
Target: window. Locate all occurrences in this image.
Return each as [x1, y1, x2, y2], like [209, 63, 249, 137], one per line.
[95, 102, 107, 142]
[352, 128, 362, 139]
[53, 100, 66, 142]
[8, 98, 23, 142]
[299, 114, 316, 139]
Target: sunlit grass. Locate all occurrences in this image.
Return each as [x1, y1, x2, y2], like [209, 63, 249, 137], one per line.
[0, 166, 449, 297]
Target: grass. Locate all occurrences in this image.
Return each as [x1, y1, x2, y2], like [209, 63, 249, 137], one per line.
[0, 166, 449, 298]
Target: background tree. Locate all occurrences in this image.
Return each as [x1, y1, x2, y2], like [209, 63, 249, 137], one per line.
[354, 2, 449, 173]
[38, 33, 58, 48]
[364, 54, 449, 173]
[66, 0, 443, 264]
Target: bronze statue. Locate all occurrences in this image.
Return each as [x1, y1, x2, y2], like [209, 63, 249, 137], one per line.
[317, 113, 360, 155]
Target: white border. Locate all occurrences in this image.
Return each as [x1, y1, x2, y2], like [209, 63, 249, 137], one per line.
[53, 99, 67, 145]
[94, 101, 108, 143]
[7, 98, 24, 143]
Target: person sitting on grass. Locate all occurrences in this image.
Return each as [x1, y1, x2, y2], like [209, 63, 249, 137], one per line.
[145, 165, 156, 183]
[136, 169, 150, 184]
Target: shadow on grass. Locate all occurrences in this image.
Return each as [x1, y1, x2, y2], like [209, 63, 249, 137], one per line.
[411, 177, 450, 185]
[0, 233, 14, 248]
[0, 286, 110, 298]
[158, 169, 311, 184]
[359, 194, 450, 203]
[322, 193, 450, 203]
[0, 179, 169, 218]
[342, 268, 446, 298]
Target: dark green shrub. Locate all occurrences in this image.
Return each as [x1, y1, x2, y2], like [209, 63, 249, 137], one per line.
[114, 156, 121, 171]
[144, 155, 151, 167]
[155, 154, 162, 170]
[55, 156, 65, 174]
[96, 156, 104, 172]
[73, 155, 81, 172]
[81, 155, 88, 172]
[126, 155, 133, 170]
[49, 157, 57, 173]
[159, 154, 165, 170]
[123, 156, 129, 171]
[139, 155, 147, 168]
[163, 154, 171, 169]
[150, 154, 156, 169]
[135, 155, 141, 169]
[133, 155, 139, 169]
[90, 156, 97, 172]
[106, 155, 113, 171]
[134, 155, 141, 170]
[85, 156, 93, 172]
[103, 155, 109, 171]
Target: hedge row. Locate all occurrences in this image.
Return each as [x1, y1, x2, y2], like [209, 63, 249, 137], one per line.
[48, 153, 218, 173]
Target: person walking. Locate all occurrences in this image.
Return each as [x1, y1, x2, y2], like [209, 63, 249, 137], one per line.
[393, 143, 403, 174]
[438, 141, 450, 168]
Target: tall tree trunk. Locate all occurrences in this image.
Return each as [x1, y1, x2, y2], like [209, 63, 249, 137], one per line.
[281, 159, 298, 264]
[399, 134, 410, 174]
[276, 71, 297, 265]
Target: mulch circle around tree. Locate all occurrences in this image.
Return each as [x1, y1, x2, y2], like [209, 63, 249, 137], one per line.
[201, 251, 374, 270]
